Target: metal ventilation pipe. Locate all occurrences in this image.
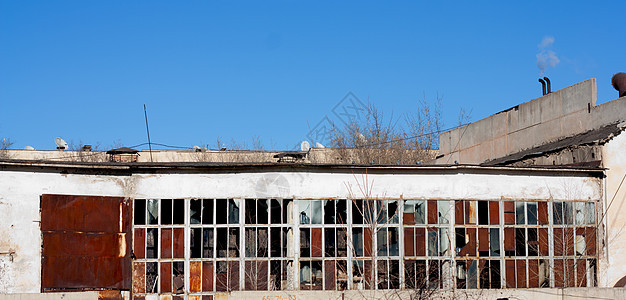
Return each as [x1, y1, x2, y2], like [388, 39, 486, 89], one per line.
[538, 78, 547, 96]
[612, 72, 626, 98]
[543, 77, 551, 94]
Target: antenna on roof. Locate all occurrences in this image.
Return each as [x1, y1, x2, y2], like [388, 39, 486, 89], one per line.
[143, 104, 153, 162]
[54, 137, 68, 150]
[300, 141, 311, 152]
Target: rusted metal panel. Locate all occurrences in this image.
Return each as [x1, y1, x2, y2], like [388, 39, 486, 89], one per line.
[202, 261, 214, 292]
[503, 201, 515, 225]
[504, 228, 515, 251]
[161, 228, 172, 258]
[427, 200, 437, 224]
[455, 201, 464, 225]
[160, 262, 172, 293]
[415, 227, 425, 256]
[538, 202, 549, 224]
[190, 261, 202, 292]
[576, 259, 587, 287]
[478, 228, 489, 252]
[134, 228, 145, 259]
[553, 228, 564, 256]
[133, 262, 146, 293]
[516, 259, 526, 288]
[566, 259, 575, 287]
[311, 228, 323, 257]
[404, 228, 414, 256]
[364, 228, 373, 256]
[538, 228, 549, 255]
[324, 260, 336, 290]
[528, 259, 539, 288]
[41, 194, 131, 291]
[554, 259, 564, 287]
[565, 228, 575, 256]
[488, 201, 499, 225]
[97, 290, 123, 300]
[586, 227, 597, 255]
[505, 260, 516, 288]
[403, 212, 414, 225]
[465, 228, 476, 256]
[173, 228, 185, 258]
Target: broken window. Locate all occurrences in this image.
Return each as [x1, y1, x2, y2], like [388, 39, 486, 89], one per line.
[527, 228, 538, 256]
[324, 200, 335, 224]
[478, 201, 489, 225]
[438, 200, 451, 224]
[311, 200, 322, 224]
[585, 202, 596, 225]
[190, 199, 201, 224]
[515, 202, 525, 225]
[439, 228, 450, 256]
[299, 200, 311, 224]
[515, 228, 526, 256]
[428, 228, 438, 256]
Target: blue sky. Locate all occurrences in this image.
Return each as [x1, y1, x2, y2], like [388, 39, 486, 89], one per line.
[1, 1, 624, 151]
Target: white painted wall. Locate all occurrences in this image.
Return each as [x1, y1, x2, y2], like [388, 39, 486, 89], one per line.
[600, 130, 626, 287]
[0, 167, 602, 292]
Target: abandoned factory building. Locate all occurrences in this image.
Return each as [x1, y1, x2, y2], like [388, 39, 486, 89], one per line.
[0, 76, 625, 300]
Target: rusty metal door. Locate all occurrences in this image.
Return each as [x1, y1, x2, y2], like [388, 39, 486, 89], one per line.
[41, 194, 131, 291]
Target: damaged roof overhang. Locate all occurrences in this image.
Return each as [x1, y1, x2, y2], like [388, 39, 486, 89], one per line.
[482, 122, 626, 167]
[0, 158, 605, 177]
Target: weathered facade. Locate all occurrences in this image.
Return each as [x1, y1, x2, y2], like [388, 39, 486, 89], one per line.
[0, 161, 606, 299]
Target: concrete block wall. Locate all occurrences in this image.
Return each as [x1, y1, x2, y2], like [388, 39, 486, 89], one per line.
[435, 79, 626, 165]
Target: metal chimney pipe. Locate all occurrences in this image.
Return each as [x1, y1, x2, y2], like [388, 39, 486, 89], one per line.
[543, 77, 551, 94]
[538, 78, 546, 96]
[612, 72, 626, 98]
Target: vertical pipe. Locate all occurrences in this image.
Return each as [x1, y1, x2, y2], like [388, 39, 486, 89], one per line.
[544, 77, 551, 94]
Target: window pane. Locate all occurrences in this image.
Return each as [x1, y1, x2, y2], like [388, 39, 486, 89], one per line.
[515, 202, 525, 225]
[216, 199, 227, 224]
[202, 199, 213, 225]
[245, 199, 255, 224]
[439, 228, 450, 256]
[388, 227, 399, 256]
[270, 199, 281, 224]
[299, 200, 311, 224]
[258, 199, 269, 224]
[336, 200, 347, 224]
[162, 199, 172, 225]
[553, 202, 563, 225]
[203, 228, 213, 258]
[324, 200, 335, 224]
[377, 200, 388, 224]
[228, 199, 240, 224]
[564, 202, 574, 225]
[353, 228, 363, 257]
[585, 202, 596, 225]
[134, 199, 146, 225]
[438, 200, 450, 224]
[428, 229, 438, 256]
[527, 202, 537, 225]
[190, 228, 201, 258]
[190, 199, 201, 224]
[490, 228, 500, 256]
[311, 200, 322, 224]
[173, 199, 185, 225]
[147, 199, 158, 225]
[575, 202, 585, 225]
[377, 229, 388, 256]
[415, 200, 425, 224]
[245, 228, 256, 257]
[388, 200, 399, 224]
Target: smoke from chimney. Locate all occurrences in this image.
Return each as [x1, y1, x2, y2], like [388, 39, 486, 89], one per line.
[536, 36, 560, 75]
